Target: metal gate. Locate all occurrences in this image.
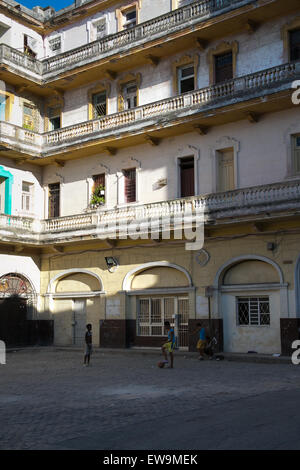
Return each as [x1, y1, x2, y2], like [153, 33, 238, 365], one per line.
[138, 296, 189, 348]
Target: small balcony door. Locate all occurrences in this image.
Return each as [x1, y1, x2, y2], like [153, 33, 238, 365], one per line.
[290, 29, 300, 61]
[0, 177, 6, 213]
[48, 183, 60, 218]
[217, 148, 235, 192]
[215, 52, 233, 84]
[124, 168, 136, 203]
[180, 157, 194, 197]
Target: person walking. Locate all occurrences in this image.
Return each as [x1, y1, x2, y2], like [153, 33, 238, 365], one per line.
[84, 323, 92, 366]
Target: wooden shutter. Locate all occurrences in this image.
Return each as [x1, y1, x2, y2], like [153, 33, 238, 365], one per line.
[180, 157, 194, 197]
[92, 173, 105, 189]
[218, 149, 234, 192]
[48, 183, 60, 218]
[124, 168, 136, 203]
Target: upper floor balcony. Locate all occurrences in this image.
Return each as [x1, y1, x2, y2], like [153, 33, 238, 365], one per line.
[0, 178, 299, 248]
[0, 0, 298, 92]
[1, 60, 298, 164]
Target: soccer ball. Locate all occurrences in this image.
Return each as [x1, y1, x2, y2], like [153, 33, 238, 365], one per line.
[157, 361, 165, 368]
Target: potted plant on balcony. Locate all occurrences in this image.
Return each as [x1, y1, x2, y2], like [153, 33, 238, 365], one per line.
[89, 183, 105, 209]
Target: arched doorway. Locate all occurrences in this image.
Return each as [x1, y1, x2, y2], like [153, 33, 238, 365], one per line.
[123, 262, 194, 348]
[0, 273, 36, 346]
[214, 256, 285, 354]
[47, 269, 104, 346]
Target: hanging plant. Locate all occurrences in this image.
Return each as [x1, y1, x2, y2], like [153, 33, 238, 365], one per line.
[90, 183, 105, 208]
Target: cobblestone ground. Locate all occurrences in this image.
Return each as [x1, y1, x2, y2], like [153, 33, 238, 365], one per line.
[1, 348, 300, 450]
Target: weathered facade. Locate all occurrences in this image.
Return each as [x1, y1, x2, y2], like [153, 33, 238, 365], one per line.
[0, 0, 299, 353]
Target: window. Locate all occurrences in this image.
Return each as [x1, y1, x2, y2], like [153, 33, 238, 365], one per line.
[179, 157, 194, 197]
[48, 183, 60, 218]
[23, 104, 36, 131]
[290, 29, 300, 61]
[178, 64, 195, 94]
[123, 168, 136, 203]
[91, 174, 105, 205]
[24, 34, 37, 58]
[215, 52, 233, 83]
[21, 182, 33, 213]
[49, 36, 61, 54]
[123, 8, 136, 29]
[122, 82, 137, 110]
[217, 148, 234, 192]
[93, 18, 106, 40]
[137, 297, 188, 337]
[292, 134, 300, 174]
[0, 177, 5, 214]
[92, 92, 106, 119]
[237, 297, 270, 326]
[48, 107, 61, 130]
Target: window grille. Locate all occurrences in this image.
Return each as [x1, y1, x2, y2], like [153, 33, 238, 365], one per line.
[92, 92, 106, 118]
[49, 37, 61, 52]
[237, 297, 270, 326]
[94, 19, 106, 39]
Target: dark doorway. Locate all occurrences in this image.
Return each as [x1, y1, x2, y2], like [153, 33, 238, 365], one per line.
[180, 157, 195, 197]
[0, 295, 28, 347]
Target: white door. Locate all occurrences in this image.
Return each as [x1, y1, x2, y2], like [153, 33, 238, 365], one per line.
[0, 177, 5, 213]
[72, 299, 86, 347]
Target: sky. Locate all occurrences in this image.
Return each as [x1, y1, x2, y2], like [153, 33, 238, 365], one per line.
[17, 0, 74, 11]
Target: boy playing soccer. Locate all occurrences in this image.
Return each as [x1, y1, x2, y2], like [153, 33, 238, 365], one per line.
[161, 321, 175, 368]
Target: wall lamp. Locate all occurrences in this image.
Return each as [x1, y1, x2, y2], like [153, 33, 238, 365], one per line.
[105, 257, 119, 273]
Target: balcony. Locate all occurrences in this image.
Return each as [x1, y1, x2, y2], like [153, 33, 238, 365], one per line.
[1, 60, 298, 162]
[0, 179, 300, 247]
[0, 0, 298, 90]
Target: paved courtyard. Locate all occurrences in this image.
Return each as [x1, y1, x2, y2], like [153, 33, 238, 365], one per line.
[1, 348, 300, 450]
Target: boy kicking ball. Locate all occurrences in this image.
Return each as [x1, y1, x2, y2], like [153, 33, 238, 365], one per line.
[161, 321, 175, 368]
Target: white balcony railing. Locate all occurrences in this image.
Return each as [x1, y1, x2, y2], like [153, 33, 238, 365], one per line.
[0, 61, 298, 157]
[0, 0, 253, 79]
[44, 61, 299, 147]
[42, 0, 250, 75]
[1, 180, 298, 239]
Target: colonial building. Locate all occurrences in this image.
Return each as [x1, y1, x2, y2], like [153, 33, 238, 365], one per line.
[0, 0, 299, 354]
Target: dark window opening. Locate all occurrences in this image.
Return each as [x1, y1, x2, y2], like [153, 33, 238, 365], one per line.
[290, 29, 300, 61]
[180, 157, 194, 197]
[48, 183, 60, 218]
[215, 52, 233, 84]
[178, 65, 195, 94]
